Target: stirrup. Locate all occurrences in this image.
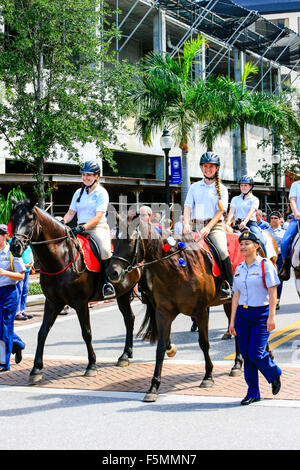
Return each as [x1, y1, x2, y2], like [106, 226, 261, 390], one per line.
[219, 280, 232, 300]
[102, 282, 116, 300]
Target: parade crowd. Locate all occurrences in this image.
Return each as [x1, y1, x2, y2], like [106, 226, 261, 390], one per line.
[1, 154, 299, 405]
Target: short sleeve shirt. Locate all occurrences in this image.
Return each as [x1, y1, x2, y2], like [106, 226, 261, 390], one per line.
[184, 180, 228, 220]
[70, 184, 109, 224]
[230, 194, 259, 221]
[289, 181, 300, 213]
[266, 226, 285, 253]
[232, 255, 280, 306]
[0, 245, 25, 287]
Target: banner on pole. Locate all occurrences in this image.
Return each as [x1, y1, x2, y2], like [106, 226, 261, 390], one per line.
[170, 156, 182, 185]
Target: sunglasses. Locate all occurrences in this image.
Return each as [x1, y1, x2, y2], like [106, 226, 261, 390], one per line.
[270, 217, 279, 219]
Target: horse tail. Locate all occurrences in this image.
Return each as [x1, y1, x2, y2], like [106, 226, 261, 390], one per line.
[136, 296, 158, 344]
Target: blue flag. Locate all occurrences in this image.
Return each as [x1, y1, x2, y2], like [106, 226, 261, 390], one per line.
[170, 156, 182, 185]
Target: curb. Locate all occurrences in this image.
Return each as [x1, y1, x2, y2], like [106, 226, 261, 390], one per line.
[26, 294, 45, 306]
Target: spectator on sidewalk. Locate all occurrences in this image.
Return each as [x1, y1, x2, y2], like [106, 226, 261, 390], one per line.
[15, 246, 34, 320]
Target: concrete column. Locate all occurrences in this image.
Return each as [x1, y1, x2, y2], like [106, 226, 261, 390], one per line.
[232, 48, 245, 180]
[195, 41, 206, 84]
[153, 8, 166, 53]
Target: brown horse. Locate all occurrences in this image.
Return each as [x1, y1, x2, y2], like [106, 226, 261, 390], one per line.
[107, 220, 244, 402]
[9, 196, 147, 383]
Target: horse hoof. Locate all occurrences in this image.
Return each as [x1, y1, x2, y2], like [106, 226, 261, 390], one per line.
[84, 368, 97, 377]
[230, 367, 242, 377]
[117, 359, 130, 367]
[143, 392, 158, 402]
[166, 344, 177, 358]
[222, 332, 232, 340]
[29, 373, 43, 385]
[199, 378, 214, 388]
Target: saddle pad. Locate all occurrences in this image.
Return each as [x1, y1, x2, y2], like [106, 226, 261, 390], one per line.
[192, 232, 244, 276]
[77, 235, 101, 273]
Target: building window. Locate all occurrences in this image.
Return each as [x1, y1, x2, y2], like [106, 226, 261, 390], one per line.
[270, 18, 289, 29]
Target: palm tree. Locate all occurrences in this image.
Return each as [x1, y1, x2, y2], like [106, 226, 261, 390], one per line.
[200, 63, 300, 176]
[132, 36, 208, 206]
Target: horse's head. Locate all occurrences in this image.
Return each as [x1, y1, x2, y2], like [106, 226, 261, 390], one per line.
[10, 194, 37, 257]
[107, 213, 141, 284]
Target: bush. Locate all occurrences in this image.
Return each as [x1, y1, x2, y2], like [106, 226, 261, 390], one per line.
[28, 282, 43, 296]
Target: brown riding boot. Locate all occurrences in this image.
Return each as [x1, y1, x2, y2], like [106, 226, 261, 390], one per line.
[279, 258, 291, 281]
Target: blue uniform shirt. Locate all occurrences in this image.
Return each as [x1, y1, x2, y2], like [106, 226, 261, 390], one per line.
[0, 245, 25, 287]
[266, 226, 285, 254]
[232, 255, 280, 306]
[70, 184, 109, 224]
[258, 220, 269, 229]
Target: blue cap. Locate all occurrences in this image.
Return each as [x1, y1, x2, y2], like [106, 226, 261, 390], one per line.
[239, 231, 260, 244]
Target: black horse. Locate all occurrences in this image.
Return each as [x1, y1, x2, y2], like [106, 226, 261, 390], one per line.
[9, 196, 147, 383]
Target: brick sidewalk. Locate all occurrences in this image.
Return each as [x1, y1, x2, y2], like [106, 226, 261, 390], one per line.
[0, 358, 299, 400]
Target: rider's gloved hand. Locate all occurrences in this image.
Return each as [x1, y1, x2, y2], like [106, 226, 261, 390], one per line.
[72, 224, 85, 236]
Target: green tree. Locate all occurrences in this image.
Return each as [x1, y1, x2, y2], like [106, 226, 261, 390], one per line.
[132, 36, 208, 206]
[0, 0, 137, 207]
[200, 63, 300, 176]
[0, 186, 27, 224]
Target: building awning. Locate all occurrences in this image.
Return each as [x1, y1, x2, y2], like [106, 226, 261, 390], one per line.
[159, 0, 300, 71]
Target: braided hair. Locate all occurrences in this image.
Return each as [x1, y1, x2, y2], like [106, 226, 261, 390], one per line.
[215, 170, 224, 212]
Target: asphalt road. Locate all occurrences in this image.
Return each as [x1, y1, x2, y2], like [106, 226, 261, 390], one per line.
[0, 276, 299, 452]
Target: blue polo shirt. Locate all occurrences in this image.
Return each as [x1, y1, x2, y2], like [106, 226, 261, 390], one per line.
[0, 245, 25, 287]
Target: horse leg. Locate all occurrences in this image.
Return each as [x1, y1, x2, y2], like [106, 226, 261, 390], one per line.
[195, 307, 214, 388]
[75, 302, 97, 377]
[29, 299, 63, 385]
[143, 311, 173, 403]
[223, 303, 243, 376]
[116, 293, 135, 367]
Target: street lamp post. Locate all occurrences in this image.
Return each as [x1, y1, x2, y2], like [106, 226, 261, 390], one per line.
[272, 151, 280, 211]
[160, 128, 173, 206]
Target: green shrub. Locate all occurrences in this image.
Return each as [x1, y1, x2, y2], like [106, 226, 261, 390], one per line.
[28, 282, 43, 296]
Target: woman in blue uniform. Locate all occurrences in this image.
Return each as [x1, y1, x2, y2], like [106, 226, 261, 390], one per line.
[64, 160, 115, 299]
[226, 175, 267, 256]
[183, 152, 233, 299]
[0, 224, 26, 371]
[229, 231, 282, 405]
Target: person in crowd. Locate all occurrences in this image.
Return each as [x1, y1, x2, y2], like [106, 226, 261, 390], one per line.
[0, 224, 26, 371]
[174, 215, 183, 235]
[183, 151, 233, 299]
[229, 231, 282, 405]
[279, 180, 300, 281]
[15, 245, 34, 320]
[256, 209, 270, 229]
[226, 175, 267, 256]
[63, 160, 115, 299]
[283, 214, 294, 231]
[267, 211, 285, 309]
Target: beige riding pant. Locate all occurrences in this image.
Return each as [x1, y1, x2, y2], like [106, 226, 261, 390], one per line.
[86, 222, 112, 260]
[192, 221, 229, 261]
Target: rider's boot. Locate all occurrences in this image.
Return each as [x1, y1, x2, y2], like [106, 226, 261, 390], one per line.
[101, 259, 116, 299]
[279, 257, 291, 281]
[219, 257, 233, 300]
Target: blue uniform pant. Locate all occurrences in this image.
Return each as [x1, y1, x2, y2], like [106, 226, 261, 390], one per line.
[246, 221, 267, 256]
[0, 285, 25, 370]
[16, 270, 30, 313]
[281, 218, 298, 260]
[235, 305, 281, 399]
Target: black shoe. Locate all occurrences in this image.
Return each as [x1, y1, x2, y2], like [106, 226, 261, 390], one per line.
[0, 368, 9, 372]
[241, 397, 260, 406]
[102, 282, 116, 300]
[272, 376, 281, 395]
[15, 349, 23, 364]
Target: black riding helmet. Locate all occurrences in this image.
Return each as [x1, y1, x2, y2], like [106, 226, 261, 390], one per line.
[80, 160, 101, 175]
[199, 152, 220, 167]
[239, 175, 254, 186]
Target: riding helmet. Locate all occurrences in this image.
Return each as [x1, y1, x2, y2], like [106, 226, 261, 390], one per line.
[80, 160, 101, 175]
[199, 152, 220, 167]
[239, 175, 254, 186]
[238, 231, 260, 244]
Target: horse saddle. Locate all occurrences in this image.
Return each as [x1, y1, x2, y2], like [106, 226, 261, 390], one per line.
[192, 232, 244, 277]
[77, 234, 101, 272]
